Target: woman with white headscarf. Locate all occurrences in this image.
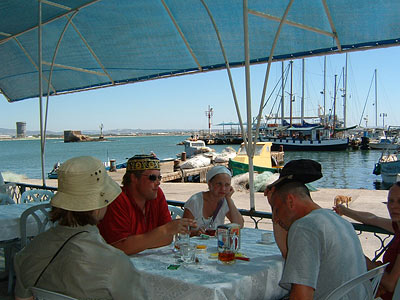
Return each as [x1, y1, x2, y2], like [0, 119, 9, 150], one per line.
[183, 165, 244, 236]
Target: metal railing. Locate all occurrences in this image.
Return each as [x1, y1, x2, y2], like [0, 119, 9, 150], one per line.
[6, 182, 393, 261]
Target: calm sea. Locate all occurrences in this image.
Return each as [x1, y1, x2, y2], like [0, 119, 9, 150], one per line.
[0, 135, 386, 190]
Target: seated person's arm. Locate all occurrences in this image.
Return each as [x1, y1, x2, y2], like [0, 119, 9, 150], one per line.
[183, 208, 204, 236]
[273, 221, 288, 258]
[334, 204, 393, 233]
[290, 284, 314, 300]
[113, 218, 196, 255]
[225, 188, 244, 228]
[379, 253, 400, 293]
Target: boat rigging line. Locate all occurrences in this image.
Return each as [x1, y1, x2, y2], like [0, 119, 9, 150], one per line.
[358, 71, 376, 127]
[263, 63, 291, 124]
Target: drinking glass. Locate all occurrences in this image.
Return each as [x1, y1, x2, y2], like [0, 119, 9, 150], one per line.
[173, 232, 190, 253]
[217, 230, 239, 265]
[204, 222, 216, 237]
[179, 243, 196, 263]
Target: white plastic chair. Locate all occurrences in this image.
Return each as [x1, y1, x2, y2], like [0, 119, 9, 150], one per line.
[8, 203, 53, 294]
[168, 205, 183, 219]
[19, 202, 53, 248]
[324, 262, 389, 300]
[375, 276, 400, 300]
[0, 193, 16, 289]
[0, 171, 17, 200]
[31, 287, 78, 300]
[20, 189, 54, 203]
[389, 277, 400, 300]
[0, 192, 15, 205]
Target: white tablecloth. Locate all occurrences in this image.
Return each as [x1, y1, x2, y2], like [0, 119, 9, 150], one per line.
[130, 228, 288, 300]
[0, 202, 47, 241]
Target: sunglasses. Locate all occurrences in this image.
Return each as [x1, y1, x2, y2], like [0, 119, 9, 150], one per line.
[147, 174, 162, 182]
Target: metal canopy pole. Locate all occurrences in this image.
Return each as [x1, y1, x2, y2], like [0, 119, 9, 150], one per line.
[38, 0, 46, 186]
[243, 0, 256, 211]
[244, 0, 294, 211]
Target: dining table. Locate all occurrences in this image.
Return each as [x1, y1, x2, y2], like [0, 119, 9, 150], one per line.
[0, 202, 49, 242]
[130, 227, 289, 300]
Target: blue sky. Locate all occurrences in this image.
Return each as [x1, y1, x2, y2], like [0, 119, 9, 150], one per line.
[1, 46, 399, 132]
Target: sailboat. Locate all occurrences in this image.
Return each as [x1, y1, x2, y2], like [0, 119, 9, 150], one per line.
[362, 70, 400, 150]
[260, 58, 349, 151]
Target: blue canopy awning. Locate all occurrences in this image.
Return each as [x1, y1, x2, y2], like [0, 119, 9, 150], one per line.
[2, 0, 400, 203]
[1, 0, 400, 102]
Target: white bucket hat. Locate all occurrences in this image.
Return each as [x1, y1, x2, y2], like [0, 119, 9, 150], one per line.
[51, 156, 121, 212]
[206, 165, 232, 183]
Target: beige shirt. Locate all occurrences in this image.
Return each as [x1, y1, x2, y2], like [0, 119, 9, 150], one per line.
[14, 224, 146, 300]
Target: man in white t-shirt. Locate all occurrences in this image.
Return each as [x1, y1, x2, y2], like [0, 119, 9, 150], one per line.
[267, 159, 367, 299]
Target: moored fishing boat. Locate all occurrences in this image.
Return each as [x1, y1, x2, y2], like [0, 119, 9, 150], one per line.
[229, 142, 284, 176]
[261, 125, 349, 151]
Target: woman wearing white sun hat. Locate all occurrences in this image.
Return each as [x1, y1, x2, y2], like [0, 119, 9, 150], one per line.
[183, 165, 244, 236]
[14, 156, 145, 300]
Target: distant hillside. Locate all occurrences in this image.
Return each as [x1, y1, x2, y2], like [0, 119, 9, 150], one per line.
[0, 127, 197, 136]
[0, 128, 61, 136]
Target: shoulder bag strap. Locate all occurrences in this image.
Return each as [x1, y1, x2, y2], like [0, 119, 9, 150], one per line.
[34, 230, 89, 287]
[210, 199, 224, 226]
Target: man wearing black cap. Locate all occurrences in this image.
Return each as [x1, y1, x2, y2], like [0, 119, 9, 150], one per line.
[99, 154, 196, 255]
[266, 159, 367, 299]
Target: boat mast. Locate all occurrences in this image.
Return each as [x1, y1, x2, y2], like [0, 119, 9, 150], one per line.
[342, 66, 345, 128]
[333, 74, 337, 134]
[281, 61, 285, 126]
[343, 53, 348, 128]
[375, 69, 378, 127]
[290, 60, 293, 127]
[301, 58, 305, 125]
[323, 56, 326, 126]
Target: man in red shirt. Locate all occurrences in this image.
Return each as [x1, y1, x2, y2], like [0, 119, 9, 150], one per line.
[98, 154, 196, 255]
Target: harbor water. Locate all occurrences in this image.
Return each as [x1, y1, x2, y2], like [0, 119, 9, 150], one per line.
[0, 135, 387, 190]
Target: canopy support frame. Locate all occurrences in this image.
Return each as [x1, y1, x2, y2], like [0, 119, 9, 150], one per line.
[68, 18, 115, 84]
[248, 9, 335, 38]
[12, 37, 56, 95]
[199, 0, 247, 143]
[0, 0, 100, 46]
[162, 0, 203, 72]
[44, 10, 80, 149]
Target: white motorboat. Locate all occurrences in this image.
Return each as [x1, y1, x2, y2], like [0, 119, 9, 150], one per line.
[180, 139, 214, 159]
[369, 136, 400, 150]
[373, 151, 400, 185]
